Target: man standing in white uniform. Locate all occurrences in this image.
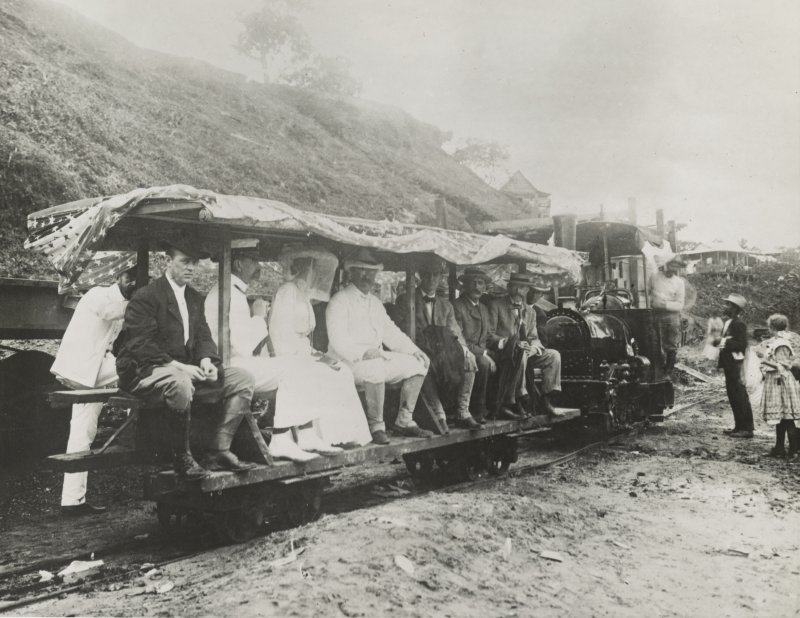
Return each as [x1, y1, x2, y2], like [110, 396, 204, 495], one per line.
[648, 256, 686, 372]
[326, 248, 432, 444]
[52, 268, 136, 516]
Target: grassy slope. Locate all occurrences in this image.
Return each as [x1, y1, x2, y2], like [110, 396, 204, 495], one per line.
[0, 0, 523, 278]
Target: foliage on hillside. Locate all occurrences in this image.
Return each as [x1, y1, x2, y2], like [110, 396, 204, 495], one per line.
[687, 262, 800, 333]
[0, 0, 524, 279]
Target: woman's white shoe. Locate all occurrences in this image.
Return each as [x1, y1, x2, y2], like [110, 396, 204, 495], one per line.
[269, 431, 320, 463]
[297, 431, 344, 456]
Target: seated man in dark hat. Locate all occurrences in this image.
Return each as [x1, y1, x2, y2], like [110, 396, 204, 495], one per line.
[396, 256, 480, 430]
[526, 283, 555, 345]
[486, 271, 561, 419]
[114, 240, 258, 480]
[453, 267, 496, 423]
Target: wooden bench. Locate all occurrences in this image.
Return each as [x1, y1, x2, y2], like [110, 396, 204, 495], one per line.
[46, 388, 273, 472]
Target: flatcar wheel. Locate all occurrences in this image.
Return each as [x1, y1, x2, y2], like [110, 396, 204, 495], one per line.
[156, 502, 187, 537]
[485, 443, 511, 476]
[215, 505, 265, 544]
[403, 453, 434, 485]
[281, 481, 324, 528]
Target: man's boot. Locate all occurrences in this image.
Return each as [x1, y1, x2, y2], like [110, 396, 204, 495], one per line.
[202, 397, 257, 472]
[454, 371, 480, 429]
[171, 409, 208, 481]
[364, 382, 389, 444]
[392, 375, 433, 438]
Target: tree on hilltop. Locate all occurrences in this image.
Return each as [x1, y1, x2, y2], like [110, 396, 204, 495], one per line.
[448, 138, 510, 187]
[234, 3, 361, 97]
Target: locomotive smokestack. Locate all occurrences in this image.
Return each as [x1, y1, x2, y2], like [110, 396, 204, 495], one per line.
[553, 214, 577, 250]
[668, 220, 677, 252]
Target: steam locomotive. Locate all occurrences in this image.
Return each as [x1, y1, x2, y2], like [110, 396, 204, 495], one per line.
[541, 295, 674, 429]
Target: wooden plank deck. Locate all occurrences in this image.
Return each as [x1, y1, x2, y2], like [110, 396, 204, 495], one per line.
[146, 408, 582, 495]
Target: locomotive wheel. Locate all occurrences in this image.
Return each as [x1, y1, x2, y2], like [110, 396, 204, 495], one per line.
[281, 480, 324, 527]
[215, 505, 265, 544]
[485, 439, 515, 476]
[403, 452, 434, 485]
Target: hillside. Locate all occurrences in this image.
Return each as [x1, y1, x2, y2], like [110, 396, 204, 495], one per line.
[0, 0, 525, 278]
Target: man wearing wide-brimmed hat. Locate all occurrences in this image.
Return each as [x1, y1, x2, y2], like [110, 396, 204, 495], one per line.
[114, 237, 258, 480]
[453, 266, 496, 422]
[327, 248, 432, 444]
[717, 293, 754, 437]
[648, 254, 686, 372]
[487, 271, 562, 419]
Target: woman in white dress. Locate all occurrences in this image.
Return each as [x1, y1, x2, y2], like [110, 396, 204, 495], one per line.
[269, 247, 372, 447]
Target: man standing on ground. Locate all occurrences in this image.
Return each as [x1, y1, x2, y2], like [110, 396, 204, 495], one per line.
[114, 241, 257, 480]
[716, 293, 754, 438]
[648, 256, 686, 373]
[326, 248, 432, 444]
[52, 267, 136, 516]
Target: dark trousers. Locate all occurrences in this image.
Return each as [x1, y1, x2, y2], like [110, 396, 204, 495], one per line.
[723, 364, 754, 431]
[470, 353, 493, 417]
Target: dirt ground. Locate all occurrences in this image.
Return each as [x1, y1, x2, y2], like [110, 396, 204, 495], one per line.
[4, 380, 799, 617]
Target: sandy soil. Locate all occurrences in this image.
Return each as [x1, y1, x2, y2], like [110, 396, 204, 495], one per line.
[6, 387, 796, 618]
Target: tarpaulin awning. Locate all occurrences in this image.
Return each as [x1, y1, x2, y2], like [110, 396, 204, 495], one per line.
[25, 185, 584, 293]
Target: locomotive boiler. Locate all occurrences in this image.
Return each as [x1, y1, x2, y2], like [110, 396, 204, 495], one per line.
[541, 305, 674, 428]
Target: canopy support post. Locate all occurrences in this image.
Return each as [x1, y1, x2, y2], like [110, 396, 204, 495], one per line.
[404, 264, 415, 341]
[218, 233, 232, 366]
[448, 263, 457, 303]
[136, 239, 149, 288]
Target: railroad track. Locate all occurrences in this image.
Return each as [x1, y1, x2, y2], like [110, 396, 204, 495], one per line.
[0, 394, 715, 614]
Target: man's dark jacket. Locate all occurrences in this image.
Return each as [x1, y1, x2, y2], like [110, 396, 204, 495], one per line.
[486, 295, 540, 350]
[717, 316, 748, 372]
[114, 275, 220, 390]
[452, 296, 491, 356]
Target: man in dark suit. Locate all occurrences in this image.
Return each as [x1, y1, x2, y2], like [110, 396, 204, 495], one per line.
[487, 272, 561, 419]
[716, 293, 754, 437]
[397, 258, 480, 430]
[453, 267, 496, 423]
[114, 241, 257, 480]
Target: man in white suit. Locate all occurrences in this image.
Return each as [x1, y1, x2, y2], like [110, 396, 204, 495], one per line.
[51, 268, 136, 516]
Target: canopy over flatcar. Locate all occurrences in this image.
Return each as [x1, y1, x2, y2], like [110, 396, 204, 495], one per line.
[25, 185, 583, 293]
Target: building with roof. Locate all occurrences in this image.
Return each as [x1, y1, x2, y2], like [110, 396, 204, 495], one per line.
[500, 171, 551, 219]
[680, 240, 773, 275]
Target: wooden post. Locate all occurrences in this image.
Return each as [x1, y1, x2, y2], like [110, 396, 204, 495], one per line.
[404, 264, 416, 341]
[602, 225, 611, 282]
[656, 209, 665, 239]
[136, 238, 149, 288]
[218, 233, 232, 366]
[448, 263, 457, 302]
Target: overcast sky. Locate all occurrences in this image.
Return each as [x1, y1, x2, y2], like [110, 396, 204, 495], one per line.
[52, 0, 800, 250]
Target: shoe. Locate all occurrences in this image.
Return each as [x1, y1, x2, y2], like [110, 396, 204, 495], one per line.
[722, 427, 738, 435]
[514, 402, 531, 419]
[496, 406, 524, 421]
[539, 396, 557, 417]
[730, 430, 754, 438]
[61, 503, 107, 516]
[269, 438, 320, 463]
[437, 416, 450, 435]
[174, 452, 209, 481]
[455, 416, 481, 430]
[333, 441, 362, 450]
[371, 430, 390, 445]
[766, 447, 786, 458]
[202, 450, 258, 472]
[297, 435, 344, 456]
[391, 424, 435, 438]
[471, 408, 490, 425]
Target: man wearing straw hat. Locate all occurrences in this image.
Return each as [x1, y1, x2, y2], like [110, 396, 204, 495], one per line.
[487, 271, 562, 419]
[716, 293, 754, 438]
[326, 248, 432, 444]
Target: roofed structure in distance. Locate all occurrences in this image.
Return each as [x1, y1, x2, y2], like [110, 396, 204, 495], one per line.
[500, 171, 551, 219]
